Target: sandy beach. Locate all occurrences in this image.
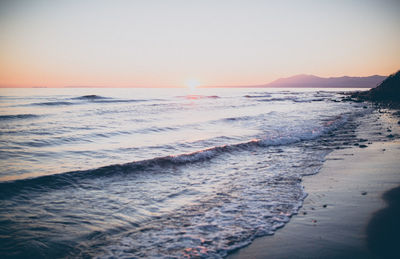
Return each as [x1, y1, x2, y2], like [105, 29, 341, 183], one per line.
[229, 113, 400, 259]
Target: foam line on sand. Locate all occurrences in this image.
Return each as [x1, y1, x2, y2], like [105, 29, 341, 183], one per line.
[228, 139, 400, 259]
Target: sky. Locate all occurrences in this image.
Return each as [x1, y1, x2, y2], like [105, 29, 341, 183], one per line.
[0, 0, 399, 88]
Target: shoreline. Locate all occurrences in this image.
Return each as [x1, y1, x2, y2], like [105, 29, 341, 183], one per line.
[228, 121, 400, 258]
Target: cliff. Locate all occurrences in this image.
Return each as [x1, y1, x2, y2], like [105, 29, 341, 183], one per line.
[351, 70, 400, 105]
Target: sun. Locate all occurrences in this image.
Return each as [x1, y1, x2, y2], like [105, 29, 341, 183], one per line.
[185, 79, 201, 90]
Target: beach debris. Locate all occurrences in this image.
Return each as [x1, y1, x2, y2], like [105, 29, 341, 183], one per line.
[312, 219, 317, 224]
[359, 144, 368, 148]
[362, 191, 368, 195]
[322, 204, 328, 208]
[303, 211, 308, 215]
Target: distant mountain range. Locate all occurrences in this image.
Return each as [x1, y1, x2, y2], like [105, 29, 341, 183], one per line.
[263, 74, 386, 88]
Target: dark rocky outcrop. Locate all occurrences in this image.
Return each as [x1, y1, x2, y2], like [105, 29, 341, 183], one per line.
[351, 70, 400, 107]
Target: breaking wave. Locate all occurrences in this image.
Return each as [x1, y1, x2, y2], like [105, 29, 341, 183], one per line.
[0, 112, 348, 198]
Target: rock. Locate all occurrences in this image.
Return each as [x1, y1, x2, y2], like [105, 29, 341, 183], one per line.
[323, 204, 328, 208]
[362, 191, 368, 195]
[359, 144, 368, 148]
[350, 70, 400, 106]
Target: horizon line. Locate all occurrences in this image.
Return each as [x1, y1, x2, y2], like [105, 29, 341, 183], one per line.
[0, 73, 389, 89]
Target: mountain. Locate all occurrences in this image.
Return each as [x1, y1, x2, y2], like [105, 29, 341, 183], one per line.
[264, 74, 387, 88]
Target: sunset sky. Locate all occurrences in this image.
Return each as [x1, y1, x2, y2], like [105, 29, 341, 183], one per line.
[0, 0, 399, 88]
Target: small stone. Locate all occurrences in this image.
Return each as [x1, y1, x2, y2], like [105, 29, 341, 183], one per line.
[359, 144, 368, 148]
[387, 134, 395, 138]
[362, 191, 367, 195]
[303, 211, 307, 215]
[323, 204, 327, 208]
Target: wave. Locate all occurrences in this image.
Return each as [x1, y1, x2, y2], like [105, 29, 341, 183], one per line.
[223, 115, 253, 121]
[75, 95, 152, 104]
[0, 113, 348, 198]
[255, 97, 326, 103]
[72, 95, 109, 100]
[0, 114, 39, 120]
[74, 95, 146, 102]
[31, 98, 146, 106]
[177, 95, 220, 100]
[74, 95, 108, 100]
[92, 99, 146, 103]
[33, 101, 74, 106]
[293, 98, 325, 103]
[257, 97, 296, 102]
[221, 112, 275, 122]
[244, 94, 272, 98]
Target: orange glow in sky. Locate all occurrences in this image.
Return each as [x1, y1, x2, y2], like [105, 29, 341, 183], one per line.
[0, 0, 399, 88]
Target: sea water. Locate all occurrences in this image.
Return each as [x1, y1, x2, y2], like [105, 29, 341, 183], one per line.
[0, 88, 379, 258]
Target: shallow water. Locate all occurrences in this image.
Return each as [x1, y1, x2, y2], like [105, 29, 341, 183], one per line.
[0, 88, 376, 258]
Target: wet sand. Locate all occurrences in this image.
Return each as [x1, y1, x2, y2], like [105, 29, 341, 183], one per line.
[228, 139, 400, 259]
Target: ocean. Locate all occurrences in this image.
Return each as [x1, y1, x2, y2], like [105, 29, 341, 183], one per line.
[0, 88, 386, 258]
